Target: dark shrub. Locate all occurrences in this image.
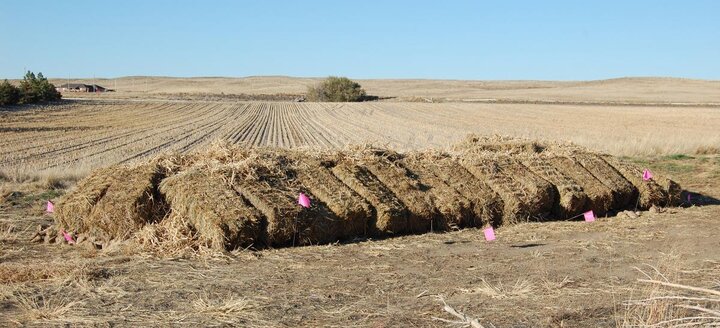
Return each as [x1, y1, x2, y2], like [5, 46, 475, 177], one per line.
[0, 80, 20, 106]
[306, 76, 367, 102]
[19, 71, 61, 104]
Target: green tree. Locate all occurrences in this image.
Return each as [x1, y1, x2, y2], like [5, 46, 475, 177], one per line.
[0, 80, 20, 106]
[19, 71, 39, 104]
[35, 72, 61, 102]
[18, 71, 61, 104]
[306, 76, 367, 102]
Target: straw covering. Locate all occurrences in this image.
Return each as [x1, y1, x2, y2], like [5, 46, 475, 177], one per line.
[53, 137, 683, 252]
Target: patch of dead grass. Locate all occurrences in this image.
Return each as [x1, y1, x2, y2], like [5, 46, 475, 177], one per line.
[459, 278, 535, 299]
[12, 291, 86, 323]
[695, 146, 720, 155]
[0, 223, 18, 243]
[619, 262, 720, 327]
[190, 293, 268, 326]
[0, 261, 109, 284]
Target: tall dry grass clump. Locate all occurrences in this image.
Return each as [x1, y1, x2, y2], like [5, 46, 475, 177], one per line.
[620, 266, 720, 326]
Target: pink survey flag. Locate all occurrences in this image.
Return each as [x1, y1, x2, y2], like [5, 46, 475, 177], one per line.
[583, 210, 595, 222]
[46, 201, 54, 213]
[298, 192, 311, 208]
[61, 230, 75, 244]
[642, 169, 653, 181]
[483, 226, 496, 241]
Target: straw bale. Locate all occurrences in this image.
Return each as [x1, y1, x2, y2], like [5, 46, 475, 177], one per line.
[521, 155, 589, 218]
[459, 153, 556, 224]
[452, 135, 545, 155]
[493, 156, 557, 220]
[416, 153, 503, 227]
[230, 156, 343, 246]
[54, 167, 116, 234]
[293, 158, 372, 239]
[356, 152, 439, 233]
[402, 154, 475, 229]
[158, 167, 264, 250]
[54, 137, 683, 251]
[571, 152, 638, 210]
[57, 163, 165, 243]
[602, 156, 670, 209]
[331, 162, 408, 235]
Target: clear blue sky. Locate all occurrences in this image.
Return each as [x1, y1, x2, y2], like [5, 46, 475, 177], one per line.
[1, 0, 718, 80]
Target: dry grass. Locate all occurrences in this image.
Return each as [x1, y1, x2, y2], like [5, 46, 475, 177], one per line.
[432, 296, 491, 328]
[0, 166, 87, 186]
[0, 261, 106, 284]
[695, 145, 720, 155]
[191, 293, 268, 326]
[0, 223, 18, 243]
[459, 278, 536, 299]
[620, 264, 720, 327]
[0, 259, 134, 325]
[11, 291, 86, 323]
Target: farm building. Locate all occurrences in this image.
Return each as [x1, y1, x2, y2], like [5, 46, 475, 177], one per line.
[56, 83, 113, 92]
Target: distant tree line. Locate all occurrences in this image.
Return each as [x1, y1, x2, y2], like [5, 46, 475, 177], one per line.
[0, 71, 61, 106]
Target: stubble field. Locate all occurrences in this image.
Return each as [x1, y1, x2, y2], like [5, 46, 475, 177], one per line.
[2, 100, 719, 178]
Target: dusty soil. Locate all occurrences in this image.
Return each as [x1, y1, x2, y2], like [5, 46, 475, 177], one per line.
[1, 155, 718, 327]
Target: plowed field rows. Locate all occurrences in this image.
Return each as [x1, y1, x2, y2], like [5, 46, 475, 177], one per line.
[1, 100, 719, 174]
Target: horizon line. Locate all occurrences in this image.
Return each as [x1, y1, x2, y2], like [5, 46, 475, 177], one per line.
[4, 75, 719, 83]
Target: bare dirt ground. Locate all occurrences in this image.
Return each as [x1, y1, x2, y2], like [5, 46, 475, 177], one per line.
[1, 155, 718, 327]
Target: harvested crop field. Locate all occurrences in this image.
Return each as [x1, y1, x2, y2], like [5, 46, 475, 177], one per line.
[1, 100, 720, 176]
[1, 94, 719, 327]
[47, 138, 682, 253]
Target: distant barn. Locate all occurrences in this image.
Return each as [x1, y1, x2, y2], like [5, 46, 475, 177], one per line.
[56, 83, 114, 93]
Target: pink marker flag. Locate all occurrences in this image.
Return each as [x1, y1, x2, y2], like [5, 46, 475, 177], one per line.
[298, 192, 311, 208]
[483, 226, 496, 241]
[46, 201, 54, 213]
[583, 210, 595, 222]
[61, 230, 75, 244]
[642, 169, 653, 181]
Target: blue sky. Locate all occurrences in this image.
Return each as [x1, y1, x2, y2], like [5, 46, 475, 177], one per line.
[1, 0, 718, 80]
